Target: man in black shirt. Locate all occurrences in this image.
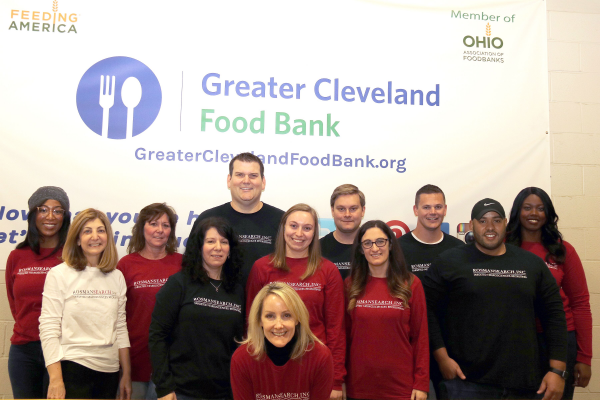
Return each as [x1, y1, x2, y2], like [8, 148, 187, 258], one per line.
[320, 184, 365, 279]
[399, 184, 463, 281]
[190, 153, 284, 284]
[423, 198, 567, 400]
[398, 184, 463, 398]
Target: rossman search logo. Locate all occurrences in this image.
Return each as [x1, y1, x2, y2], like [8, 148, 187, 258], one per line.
[9, 1, 78, 34]
[76, 57, 162, 140]
[386, 220, 410, 238]
[463, 24, 504, 63]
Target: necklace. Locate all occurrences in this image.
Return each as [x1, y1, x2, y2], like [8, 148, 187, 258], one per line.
[210, 281, 222, 292]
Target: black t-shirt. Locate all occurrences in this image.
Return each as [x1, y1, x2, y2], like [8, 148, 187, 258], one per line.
[191, 202, 284, 284]
[149, 272, 244, 399]
[319, 231, 352, 280]
[422, 243, 567, 390]
[398, 232, 463, 281]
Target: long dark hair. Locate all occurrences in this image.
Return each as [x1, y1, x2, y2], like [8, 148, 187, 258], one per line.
[347, 220, 413, 311]
[16, 201, 71, 258]
[182, 217, 242, 292]
[506, 187, 566, 263]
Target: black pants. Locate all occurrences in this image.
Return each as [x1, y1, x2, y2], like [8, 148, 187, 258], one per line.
[62, 360, 119, 399]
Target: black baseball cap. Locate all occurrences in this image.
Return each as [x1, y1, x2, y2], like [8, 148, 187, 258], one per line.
[471, 198, 505, 220]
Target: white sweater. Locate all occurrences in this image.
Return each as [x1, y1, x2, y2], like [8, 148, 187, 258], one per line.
[39, 262, 130, 373]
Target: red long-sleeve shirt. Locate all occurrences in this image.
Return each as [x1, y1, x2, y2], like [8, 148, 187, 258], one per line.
[5, 247, 63, 344]
[345, 276, 429, 400]
[246, 256, 346, 390]
[231, 343, 333, 400]
[522, 241, 592, 365]
[117, 252, 182, 381]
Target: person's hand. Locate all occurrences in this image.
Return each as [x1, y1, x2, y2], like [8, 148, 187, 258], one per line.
[158, 392, 177, 400]
[538, 371, 565, 400]
[118, 374, 132, 400]
[330, 389, 343, 400]
[410, 389, 427, 400]
[438, 356, 466, 380]
[574, 363, 592, 388]
[47, 378, 66, 399]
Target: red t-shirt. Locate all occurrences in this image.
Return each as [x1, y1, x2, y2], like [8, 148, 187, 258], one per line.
[246, 256, 346, 390]
[231, 342, 333, 400]
[5, 247, 63, 344]
[345, 276, 429, 400]
[117, 252, 182, 381]
[521, 241, 592, 365]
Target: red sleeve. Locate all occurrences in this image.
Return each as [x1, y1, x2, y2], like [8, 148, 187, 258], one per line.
[310, 344, 335, 400]
[409, 276, 430, 392]
[230, 347, 255, 400]
[245, 257, 269, 325]
[322, 260, 346, 390]
[5, 251, 17, 319]
[560, 242, 592, 365]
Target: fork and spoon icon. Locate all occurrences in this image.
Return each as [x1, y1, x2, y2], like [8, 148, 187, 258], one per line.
[99, 75, 142, 138]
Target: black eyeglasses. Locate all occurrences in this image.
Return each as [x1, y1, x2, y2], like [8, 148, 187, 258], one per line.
[37, 206, 66, 217]
[361, 238, 388, 249]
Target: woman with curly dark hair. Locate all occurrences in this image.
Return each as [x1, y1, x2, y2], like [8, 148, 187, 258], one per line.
[507, 187, 592, 399]
[345, 220, 429, 400]
[149, 217, 244, 400]
[117, 203, 182, 399]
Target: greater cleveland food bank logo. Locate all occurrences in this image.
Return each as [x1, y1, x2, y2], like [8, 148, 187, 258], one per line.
[76, 57, 162, 140]
[8, 1, 78, 34]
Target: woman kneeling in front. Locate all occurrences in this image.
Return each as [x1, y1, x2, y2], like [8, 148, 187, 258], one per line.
[231, 282, 333, 400]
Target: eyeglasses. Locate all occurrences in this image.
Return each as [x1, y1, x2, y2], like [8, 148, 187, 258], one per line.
[37, 206, 66, 217]
[361, 238, 388, 249]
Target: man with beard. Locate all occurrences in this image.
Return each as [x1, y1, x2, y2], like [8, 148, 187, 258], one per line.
[423, 198, 567, 400]
[320, 184, 365, 279]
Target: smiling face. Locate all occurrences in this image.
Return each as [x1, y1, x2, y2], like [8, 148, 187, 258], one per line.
[331, 194, 365, 234]
[261, 294, 297, 348]
[35, 199, 65, 244]
[143, 213, 171, 251]
[361, 227, 391, 272]
[77, 218, 108, 265]
[227, 161, 265, 209]
[414, 193, 447, 231]
[284, 211, 315, 258]
[519, 194, 547, 236]
[202, 227, 230, 273]
[471, 211, 507, 256]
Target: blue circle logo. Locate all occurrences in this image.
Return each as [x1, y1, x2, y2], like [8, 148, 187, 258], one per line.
[76, 57, 161, 140]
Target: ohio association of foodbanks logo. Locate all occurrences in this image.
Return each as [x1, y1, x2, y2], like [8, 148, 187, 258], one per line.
[76, 57, 162, 140]
[9, 1, 78, 33]
[463, 23, 504, 63]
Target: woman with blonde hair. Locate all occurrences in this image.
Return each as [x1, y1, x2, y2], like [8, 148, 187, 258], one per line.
[40, 208, 131, 399]
[245, 203, 345, 399]
[231, 282, 333, 400]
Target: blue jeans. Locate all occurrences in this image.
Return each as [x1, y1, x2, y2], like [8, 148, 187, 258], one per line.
[538, 331, 577, 400]
[146, 379, 230, 400]
[8, 341, 49, 399]
[439, 379, 544, 400]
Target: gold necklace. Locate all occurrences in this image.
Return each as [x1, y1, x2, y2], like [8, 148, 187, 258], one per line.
[210, 281, 222, 292]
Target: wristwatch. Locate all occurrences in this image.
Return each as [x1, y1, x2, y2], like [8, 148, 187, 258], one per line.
[549, 367, 569, 380]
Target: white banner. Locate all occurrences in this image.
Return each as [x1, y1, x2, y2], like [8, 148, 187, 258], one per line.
[0, 0, 550, 264]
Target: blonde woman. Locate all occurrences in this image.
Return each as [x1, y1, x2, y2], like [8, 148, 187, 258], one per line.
[245, 203, 345, 399]
[40, 209, 131, 399]
[231, 282, 333, 400]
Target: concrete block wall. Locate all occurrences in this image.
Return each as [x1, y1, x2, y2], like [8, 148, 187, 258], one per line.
[0, 0, 598, 398]
[548, 0, 600, 398]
